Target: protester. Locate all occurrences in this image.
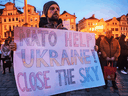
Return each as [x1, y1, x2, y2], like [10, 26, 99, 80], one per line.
[1, 39, 11, 74]
[100, 30, 120, 90]
[9, 0, 98, 95]
[118, 34, 128, 74]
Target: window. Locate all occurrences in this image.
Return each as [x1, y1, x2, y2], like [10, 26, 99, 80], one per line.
[71, 25, 74, 29]
[35, 18, 37, 21]
[8, 13, 12, 15]
[12, 18, 14, 21]
[22, 19, 24, 22]
[28, 9, 30, 12]
[30, 18, 33, 21]
[9, 26, 11, 31]
[13, 25, 15, 29]
[122, 22, 126, 25]
[31, 25, 33, 27]
[35, 25, 37, 27]
[16, 18, 18, 21]
[4, 19, 6, 22]
[115, 23, 117, 25]
[71, 19, 74, 23]
[111, 28, 114, 31]
[115, 28, 118, 31]
[126, 28, 127, 30]
[88, 22, 90, 25]
[9, 18, 11, 22]
[123, 27, 125, 30]
[121, 27, 122, 30]
[4, 32, 6, 37]
[4, 25, 7, 30]
[112, 22, 114, 25]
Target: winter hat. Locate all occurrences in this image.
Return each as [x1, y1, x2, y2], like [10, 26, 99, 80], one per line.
[43, 1, 59, 17]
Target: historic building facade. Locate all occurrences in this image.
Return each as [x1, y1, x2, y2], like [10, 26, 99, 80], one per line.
[59, 11, 77, 31]
[117, 14, 128, 38]
[0, 2, 39, 41]
[78, 14, 106, 38]
[105, 17, 120, 38]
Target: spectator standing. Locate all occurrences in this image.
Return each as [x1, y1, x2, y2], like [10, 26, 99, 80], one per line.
[118, 34, 128, 74]
[100, 30, 120, 90]
[1, 39, 11, 74]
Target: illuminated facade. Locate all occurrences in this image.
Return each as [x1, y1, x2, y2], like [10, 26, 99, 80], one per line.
[78, 14, 106, 38]
[106, 17, 120, 38]
[59, 11, 77, 31]
[0, 2, 39, 40]
[117, 14, 128, 38]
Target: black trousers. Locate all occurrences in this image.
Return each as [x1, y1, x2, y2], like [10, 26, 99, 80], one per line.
[118, 55, 127, 70]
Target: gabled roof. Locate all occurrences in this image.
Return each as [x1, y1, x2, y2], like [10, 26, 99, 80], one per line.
[105, 18, 112, 22]
[87, 16, 98, 20]
[60, 11, 76, 18]
[17, 9, 23, 14]
[116, 17, 121, 21]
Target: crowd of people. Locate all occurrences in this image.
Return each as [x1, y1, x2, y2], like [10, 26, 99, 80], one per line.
[0, 1, 128, 96]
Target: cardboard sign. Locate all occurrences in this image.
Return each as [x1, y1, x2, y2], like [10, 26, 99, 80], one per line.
[14, 27, 105, 96]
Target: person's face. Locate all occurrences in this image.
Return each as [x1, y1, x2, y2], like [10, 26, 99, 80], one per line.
[106, 31, 112, 39]
[47, 4, 60, 20]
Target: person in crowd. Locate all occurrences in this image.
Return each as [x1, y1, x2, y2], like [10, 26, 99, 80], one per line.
[0, 44, 1, 67]
[1, 39, 11, 74]
[8, 37, 14, 64]
[100, 30, 120, 90]
[118, 34, 128, 74]
[96, 35, 104, 61]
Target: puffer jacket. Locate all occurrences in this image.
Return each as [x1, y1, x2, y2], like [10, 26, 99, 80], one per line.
[100, 36, 120, 61]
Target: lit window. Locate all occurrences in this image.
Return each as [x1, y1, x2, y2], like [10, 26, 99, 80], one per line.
[71, 19, 74, 23]
[35, 18, 37, 21]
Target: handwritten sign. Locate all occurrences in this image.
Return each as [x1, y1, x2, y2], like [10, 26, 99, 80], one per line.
[63, 21, 70, 30]
[14, 27, 105, 96]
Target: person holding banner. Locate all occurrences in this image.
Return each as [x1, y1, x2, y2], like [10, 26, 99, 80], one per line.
[100, 30, 120, 90]
[39, 1, 67, 30]
[9, 1, 99, 95]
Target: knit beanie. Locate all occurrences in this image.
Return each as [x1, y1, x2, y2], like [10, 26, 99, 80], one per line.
[43, 1, 59, 17]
